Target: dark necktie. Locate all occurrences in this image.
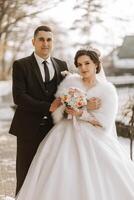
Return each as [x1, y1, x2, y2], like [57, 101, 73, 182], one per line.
[42, 61, 50, 82]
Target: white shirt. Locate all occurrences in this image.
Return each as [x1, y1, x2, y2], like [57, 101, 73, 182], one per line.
[34, 52, 55, 82]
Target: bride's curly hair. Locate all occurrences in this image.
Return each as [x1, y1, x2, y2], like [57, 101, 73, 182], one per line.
[74, 49, 101, 74]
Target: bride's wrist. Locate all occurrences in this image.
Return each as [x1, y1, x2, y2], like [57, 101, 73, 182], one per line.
[78, 110, 83, 117]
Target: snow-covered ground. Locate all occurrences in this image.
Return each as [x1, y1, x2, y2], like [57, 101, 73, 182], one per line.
[0, 80, 14, 128]
[0, 80, 12, 99]
[0, 107, 14, 121]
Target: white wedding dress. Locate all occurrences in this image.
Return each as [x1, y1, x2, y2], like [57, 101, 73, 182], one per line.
[7, 74, 134, 200]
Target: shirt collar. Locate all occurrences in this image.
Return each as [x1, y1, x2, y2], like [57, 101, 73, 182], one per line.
[45, 56, 51, 64]
[34, 52, 51, 64]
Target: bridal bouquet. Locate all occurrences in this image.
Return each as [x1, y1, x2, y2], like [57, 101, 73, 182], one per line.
[60, 87, 87, 112]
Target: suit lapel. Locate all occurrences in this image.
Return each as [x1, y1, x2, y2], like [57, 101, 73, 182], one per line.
[29, 53, 46, 93]
[51, 57, 61, 85]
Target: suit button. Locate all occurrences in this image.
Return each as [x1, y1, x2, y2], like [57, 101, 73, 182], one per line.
[43, 116, 48, 119]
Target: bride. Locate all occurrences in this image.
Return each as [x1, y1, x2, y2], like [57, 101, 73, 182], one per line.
[9, 49, 134, 199]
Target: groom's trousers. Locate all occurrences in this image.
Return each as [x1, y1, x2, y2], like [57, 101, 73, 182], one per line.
[15, 118, 53, 196]
[16, 138, 40, 195]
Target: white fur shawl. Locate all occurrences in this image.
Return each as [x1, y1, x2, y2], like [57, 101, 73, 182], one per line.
[52, 73, 118, 133]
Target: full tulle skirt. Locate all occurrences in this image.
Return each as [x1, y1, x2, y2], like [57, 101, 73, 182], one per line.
[12, 119, 134, 200]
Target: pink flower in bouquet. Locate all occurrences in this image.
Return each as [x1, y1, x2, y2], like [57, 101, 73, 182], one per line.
[60, 87, 87, 111]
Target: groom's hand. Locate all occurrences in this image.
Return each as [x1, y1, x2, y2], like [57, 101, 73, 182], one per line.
[49, 98, 62, 113]
[87, 97, 101, 110]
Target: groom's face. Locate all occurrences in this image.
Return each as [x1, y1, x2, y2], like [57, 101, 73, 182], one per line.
[32, 31, 53, 59]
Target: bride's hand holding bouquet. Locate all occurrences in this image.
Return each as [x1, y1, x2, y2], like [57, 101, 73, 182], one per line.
[60, 87, 87, 118]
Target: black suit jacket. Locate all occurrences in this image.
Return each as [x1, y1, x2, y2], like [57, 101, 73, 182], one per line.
[9, 53, 68, 139]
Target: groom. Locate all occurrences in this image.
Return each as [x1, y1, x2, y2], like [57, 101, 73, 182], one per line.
[9, 25, 68, 195]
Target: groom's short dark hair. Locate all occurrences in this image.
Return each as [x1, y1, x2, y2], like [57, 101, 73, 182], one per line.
[34, 26, 52, 37]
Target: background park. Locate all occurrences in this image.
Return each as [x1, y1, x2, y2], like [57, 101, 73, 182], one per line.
[0, 0, 134, 198]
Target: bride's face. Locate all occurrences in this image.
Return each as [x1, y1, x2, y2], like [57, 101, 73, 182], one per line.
[77, 55, 97, 79]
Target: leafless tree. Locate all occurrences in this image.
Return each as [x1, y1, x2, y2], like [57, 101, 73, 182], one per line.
[0, 0, 65, 39]
[0, 0, 66, 79]
[70, 0, 103, 48]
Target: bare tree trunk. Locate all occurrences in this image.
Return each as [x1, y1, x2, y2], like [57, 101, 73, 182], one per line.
[7, 23, 32, 77]
[130, 108, 134, 160]
[130, 135, 133, 160]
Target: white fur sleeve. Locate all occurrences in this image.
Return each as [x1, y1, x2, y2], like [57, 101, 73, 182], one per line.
[52, 74, 82, 124]
[55, 74, 73, 97]
[79, 109, 95, 122]
[79, 83, 118, 132]
[52, 75, 71, 124]
[52, 105, 65, 124]
[91, 83, 118, 131]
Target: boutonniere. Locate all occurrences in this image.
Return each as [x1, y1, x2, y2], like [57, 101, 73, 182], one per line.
[61, 70, 71, 77]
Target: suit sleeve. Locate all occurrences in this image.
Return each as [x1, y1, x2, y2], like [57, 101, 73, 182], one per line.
[12, 61, 51, 115]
